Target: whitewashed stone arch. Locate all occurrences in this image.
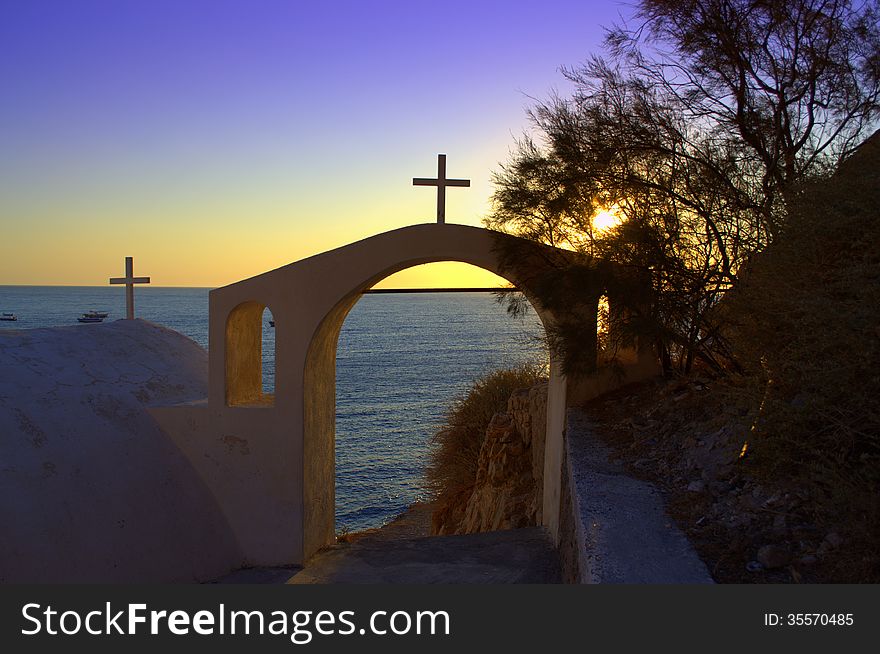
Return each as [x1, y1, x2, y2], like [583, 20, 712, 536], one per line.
[153, 224, 576, 565]
[295, 225, 566, 558]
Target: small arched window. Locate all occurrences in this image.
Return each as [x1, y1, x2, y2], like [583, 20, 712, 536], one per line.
[225, 301, 275, 407]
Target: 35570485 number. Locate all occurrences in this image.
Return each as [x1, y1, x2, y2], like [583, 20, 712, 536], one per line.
[763, 613, 854, 626]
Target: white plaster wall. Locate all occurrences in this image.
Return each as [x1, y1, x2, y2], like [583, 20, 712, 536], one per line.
[0, 320, 243, 582]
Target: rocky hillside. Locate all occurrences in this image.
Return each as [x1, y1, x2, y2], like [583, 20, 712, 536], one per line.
[432, 382, 547, 535]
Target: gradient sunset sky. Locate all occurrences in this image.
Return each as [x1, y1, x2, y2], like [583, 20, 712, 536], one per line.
[1, 0, 629, 288]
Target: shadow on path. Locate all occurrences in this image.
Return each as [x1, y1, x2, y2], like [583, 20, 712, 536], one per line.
[288, 526, 562, 584]
[213, 504, 562, 584]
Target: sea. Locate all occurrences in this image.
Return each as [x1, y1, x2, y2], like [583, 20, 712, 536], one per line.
[0, 286, 545, 532]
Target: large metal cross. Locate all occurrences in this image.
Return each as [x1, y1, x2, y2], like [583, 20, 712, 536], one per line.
[412, 153, 470, 224]
[109, 256, 151, 320]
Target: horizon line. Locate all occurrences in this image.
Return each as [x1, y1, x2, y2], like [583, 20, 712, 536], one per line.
[0, 284, 518, 293]
[363, 287, 517, 294]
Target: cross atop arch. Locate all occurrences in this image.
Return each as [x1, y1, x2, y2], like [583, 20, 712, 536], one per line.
[412, 153, 470, 224]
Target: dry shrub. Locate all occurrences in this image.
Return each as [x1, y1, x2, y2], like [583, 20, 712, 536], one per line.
[724, 133, 880, 580]
[426, 365, 546, 514]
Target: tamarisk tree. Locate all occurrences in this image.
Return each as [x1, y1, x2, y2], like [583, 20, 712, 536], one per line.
[488, 0, 880, 374]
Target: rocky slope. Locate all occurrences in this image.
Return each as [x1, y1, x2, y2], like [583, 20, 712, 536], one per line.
[585, 377, 855, 582]
[432, 382, 547, 535]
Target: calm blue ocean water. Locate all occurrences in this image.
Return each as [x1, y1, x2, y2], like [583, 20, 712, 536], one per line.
[0, 286, 545, 531]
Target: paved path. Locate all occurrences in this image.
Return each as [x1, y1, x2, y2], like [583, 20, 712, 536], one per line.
[566, 408, 713, 583]
[287, 526, 561, 584]
[213, 506, 561, 584]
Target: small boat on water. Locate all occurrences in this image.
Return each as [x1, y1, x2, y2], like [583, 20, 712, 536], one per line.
[77, 310, 109, 323]
[0, 312, 17, 321]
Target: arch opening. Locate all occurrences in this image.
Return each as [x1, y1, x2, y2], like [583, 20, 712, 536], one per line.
[302, 250, 564, 558]
[598, 292, 610, 360]
[225, 301, 276, 407]
[334, 262, 547, 535]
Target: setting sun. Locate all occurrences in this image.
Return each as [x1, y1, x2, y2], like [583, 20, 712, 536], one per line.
[592, 207, 623, 233]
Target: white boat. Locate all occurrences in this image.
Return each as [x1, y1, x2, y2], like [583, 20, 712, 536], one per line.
[77, 313, 104, 323]
[0, 312, 16, 322]
[83, 310, 109, 319]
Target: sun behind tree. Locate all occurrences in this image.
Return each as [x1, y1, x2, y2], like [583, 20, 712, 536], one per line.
[591, 207, 623, 233]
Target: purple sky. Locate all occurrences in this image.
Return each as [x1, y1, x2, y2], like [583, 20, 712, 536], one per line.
[1, 0, 632, 286]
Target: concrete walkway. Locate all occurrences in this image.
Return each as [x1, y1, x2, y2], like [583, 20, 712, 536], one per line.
[565, 408, 714, 583]
[287, 527, 562, 584]
[216, 407, 714, 585]
[213, 504, 561, 584]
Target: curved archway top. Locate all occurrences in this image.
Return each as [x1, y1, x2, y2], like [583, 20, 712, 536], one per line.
[209, 223, 580, 410]
[219, 224, 498, 288]
[211, 223, 580, 315]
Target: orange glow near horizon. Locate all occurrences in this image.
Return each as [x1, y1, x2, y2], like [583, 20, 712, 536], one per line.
[0, 245, 512, 290]
[374, 262, 511, 289]
[0, 158, 501, 288]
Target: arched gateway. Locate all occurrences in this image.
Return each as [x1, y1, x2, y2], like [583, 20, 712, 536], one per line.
[151, 223, 657, 566]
